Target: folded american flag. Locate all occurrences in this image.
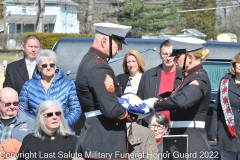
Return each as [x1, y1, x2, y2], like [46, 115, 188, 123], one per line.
[118, 97, 150, 116]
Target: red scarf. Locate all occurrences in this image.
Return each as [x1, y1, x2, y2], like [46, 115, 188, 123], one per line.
[220, 78, 238, 137]
[156, 138, 162, 146]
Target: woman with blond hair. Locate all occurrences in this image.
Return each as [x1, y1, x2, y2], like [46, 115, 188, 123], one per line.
[117, 49, 145, 94]
[144, 37, 213, 160]
[210, 52, 240, 160]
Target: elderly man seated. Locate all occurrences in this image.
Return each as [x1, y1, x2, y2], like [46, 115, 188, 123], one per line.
[0, 87, 34, 143]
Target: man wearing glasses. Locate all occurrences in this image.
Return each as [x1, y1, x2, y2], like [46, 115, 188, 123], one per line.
[0, 87, 34, 143]
[137, 40, 183, 126]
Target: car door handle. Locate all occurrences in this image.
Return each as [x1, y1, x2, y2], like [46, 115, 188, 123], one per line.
[210, 100, 216, 103]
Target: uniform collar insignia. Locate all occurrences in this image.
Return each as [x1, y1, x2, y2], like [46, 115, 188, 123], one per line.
[182, 64, 204, 78]
[89, 47, 109, 63]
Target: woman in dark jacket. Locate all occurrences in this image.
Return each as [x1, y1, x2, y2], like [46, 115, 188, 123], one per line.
[19, 49, 81, 133]
[17, 100, 78, 160]
[210, 52, 240, 160]
[117, 49, 145, 94]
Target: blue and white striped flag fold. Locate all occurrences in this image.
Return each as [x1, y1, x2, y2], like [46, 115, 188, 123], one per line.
[118, 97, 150, 116]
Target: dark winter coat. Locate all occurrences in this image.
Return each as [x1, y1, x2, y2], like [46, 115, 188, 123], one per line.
[17, 133, 78, 160]
[210, 74, 240, 153]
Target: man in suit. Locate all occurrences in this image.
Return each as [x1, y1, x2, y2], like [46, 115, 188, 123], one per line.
[3, 35, 41, 94]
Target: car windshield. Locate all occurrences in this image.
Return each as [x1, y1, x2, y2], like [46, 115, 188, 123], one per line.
[202, 61, 230, 91]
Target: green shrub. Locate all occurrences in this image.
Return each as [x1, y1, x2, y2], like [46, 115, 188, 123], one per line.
[23, 33, 93, 49]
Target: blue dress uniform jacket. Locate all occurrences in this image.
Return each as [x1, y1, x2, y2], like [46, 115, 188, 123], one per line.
[210, 74, 240, 153]
[154, 64, 213, 160]
[75, 47, 132, 158]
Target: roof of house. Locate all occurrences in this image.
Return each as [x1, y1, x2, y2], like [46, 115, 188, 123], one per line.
[5, 0, 79, 6]
[7, 15, 57, 24]
[222, 33, 238, 39]
[181, 28, 207, 38]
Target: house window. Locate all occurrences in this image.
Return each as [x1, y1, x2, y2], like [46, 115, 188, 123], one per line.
[22, 6, 26, 13]
[23, 24, 34, 33]
[16, 24, 21, 33]
[44, 24, 48, 32]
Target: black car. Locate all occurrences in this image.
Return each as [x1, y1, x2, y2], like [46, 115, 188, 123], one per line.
[52, 37, 240, 139]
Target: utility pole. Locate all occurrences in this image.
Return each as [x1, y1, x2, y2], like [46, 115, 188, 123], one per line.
[3, 0, 7, 33]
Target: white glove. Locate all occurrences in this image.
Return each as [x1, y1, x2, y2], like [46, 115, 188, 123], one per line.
[143, 98, 158, 109]
[121, 94, 143, 106]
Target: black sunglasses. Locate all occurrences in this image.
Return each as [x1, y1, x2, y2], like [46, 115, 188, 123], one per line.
[0, 101, 19, 107]
[41, 63, 56, 68]
[43, 111, 61, 118]
[43, 111, 62, 117]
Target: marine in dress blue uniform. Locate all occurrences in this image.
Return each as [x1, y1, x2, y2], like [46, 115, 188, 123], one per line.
[144, 37, 213, 160]
[75, 23, 140, 159]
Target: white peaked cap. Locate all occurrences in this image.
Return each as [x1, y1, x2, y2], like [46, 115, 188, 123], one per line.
[168, 37, 206, 56]
[93, 23, 132, 38]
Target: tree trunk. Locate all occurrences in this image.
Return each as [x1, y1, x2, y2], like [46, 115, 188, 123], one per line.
[36, 0, 45, 32]
[86, 0, 93, 33]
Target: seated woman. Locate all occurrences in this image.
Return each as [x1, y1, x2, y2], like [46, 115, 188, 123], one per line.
[149, 113, 169, 158]
[117, 49, 145, 94]
[19, 49, 81, 132]
[17, 100, 78, 160]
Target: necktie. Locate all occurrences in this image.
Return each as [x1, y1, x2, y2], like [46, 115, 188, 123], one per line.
[28, 63, 33, 79]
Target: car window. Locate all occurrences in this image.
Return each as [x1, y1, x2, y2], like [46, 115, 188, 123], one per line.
[202, 61, 230, 91]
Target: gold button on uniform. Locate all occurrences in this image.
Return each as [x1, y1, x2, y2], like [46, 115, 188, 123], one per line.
[116, 123, 118, 125]
[132, 117, 135, 120]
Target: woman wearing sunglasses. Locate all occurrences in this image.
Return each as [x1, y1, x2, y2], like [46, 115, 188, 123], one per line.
[19, 49, 81, 133]
[18, 100, 78, 160]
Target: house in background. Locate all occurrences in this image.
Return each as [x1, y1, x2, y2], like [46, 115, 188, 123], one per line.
[217, 33, 237, 42]
[4, 0, 79, 33]
[180, 28, 207, 39]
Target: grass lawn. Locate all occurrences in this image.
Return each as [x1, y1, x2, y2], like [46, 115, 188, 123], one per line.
[0, 51, 24, 89]
[0, 52, 24, 64]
